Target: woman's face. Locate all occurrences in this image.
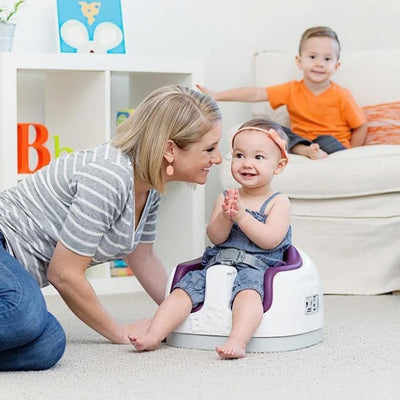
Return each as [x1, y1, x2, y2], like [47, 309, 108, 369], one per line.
[170, 122, 222, 185]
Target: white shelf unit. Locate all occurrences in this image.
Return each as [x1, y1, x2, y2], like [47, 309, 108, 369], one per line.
[0, 53, 206, 295]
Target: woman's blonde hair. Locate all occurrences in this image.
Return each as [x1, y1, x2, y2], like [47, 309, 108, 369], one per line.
[112, 85, 221, 193]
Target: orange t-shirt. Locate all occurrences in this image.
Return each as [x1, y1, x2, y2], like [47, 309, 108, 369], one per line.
[266, 80, 366, 148]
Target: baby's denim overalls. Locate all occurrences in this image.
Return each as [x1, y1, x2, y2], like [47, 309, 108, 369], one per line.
[174, 192, 292, 308]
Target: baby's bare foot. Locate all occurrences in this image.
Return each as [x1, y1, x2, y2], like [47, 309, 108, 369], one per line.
[308, 143, 327, 160]
[128, 333, 161, 352]
[215, 339, 247, 359]
[128, 318, 152, 335]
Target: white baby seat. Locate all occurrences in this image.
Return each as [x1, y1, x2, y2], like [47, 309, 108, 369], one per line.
[166, 245, 323, 352]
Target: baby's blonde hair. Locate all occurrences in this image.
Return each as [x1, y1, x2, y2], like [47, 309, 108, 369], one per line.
[112, 85, 221, 193]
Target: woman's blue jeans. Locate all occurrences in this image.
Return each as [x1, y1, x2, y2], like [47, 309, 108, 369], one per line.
[0, 233, 66, 370]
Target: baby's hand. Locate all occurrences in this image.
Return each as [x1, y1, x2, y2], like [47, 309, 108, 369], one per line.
[222, 189, 241, 219]
[228, 189, 247, 223]
[222, 189, 235, 219]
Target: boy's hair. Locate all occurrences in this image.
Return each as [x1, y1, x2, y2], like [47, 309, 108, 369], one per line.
[112, 85, 221, 193]
[237, 119, 289, 152]
[298, 26, 341, 58]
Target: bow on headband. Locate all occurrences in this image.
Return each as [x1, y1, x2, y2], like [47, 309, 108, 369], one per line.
[231, 127, 288, 160]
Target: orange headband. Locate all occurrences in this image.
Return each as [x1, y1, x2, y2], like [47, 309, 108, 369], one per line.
[231, 127, 288, 159]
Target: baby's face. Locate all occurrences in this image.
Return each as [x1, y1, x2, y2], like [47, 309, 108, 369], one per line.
[297, 36, 340, 83]
[230, 130, 283, 189]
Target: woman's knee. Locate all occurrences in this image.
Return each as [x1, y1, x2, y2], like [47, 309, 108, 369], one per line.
[22, 312, 66, 370]
[0, 312, 66, 371]
[36, 312, 66, 370]
[0, 251, 49, 348]
[0, 291, 48, 349]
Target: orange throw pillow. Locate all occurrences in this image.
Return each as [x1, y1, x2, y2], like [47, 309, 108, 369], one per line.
[363, 102, 400, 145]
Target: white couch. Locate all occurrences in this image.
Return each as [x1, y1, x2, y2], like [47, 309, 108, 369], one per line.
[221, 50, 400, 295]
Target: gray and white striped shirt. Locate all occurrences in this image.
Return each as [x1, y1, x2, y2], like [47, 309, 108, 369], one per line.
[0, 142, 160, 287]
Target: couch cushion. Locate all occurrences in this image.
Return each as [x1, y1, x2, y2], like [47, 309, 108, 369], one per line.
[273, 145, 400, 198]
[220, 144, 400, 199]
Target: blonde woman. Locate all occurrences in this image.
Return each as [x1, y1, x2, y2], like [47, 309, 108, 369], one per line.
[0, 85, 222, 370]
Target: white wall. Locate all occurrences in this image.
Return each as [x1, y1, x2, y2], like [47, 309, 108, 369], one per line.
[12, 0, 400, 215]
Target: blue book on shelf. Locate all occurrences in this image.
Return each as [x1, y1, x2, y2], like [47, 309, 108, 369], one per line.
[113, 259, 127, 268]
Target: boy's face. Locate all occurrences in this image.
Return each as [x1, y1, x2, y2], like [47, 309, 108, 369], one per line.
[296, 36, 340, 85]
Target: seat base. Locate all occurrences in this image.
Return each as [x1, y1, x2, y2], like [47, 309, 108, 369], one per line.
[166, 246, 323, 353]
[167, 328, 323, 353]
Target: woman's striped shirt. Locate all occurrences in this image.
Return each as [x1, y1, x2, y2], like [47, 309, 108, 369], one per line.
[0, 142, 161, 287]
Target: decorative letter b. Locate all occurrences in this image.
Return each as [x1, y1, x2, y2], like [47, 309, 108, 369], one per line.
[17, 123, 51, 174]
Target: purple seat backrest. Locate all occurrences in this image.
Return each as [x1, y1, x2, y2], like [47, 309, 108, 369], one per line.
[170, 245, 302, 313]
[262, 245, 302, 312]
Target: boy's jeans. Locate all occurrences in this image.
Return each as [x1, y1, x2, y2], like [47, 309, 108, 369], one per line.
[281, 126, 346, 154]
[0, 233, 66, 370]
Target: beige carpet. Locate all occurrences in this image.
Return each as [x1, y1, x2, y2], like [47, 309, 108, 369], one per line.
[1, 292, 400, 400]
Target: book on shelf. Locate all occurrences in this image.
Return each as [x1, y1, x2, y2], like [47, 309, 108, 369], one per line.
[116, 109, 135, 125]
[110, 258, 134, 277]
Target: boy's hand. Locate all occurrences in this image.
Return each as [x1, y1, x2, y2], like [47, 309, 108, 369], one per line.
[196, 84, 216, 99]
